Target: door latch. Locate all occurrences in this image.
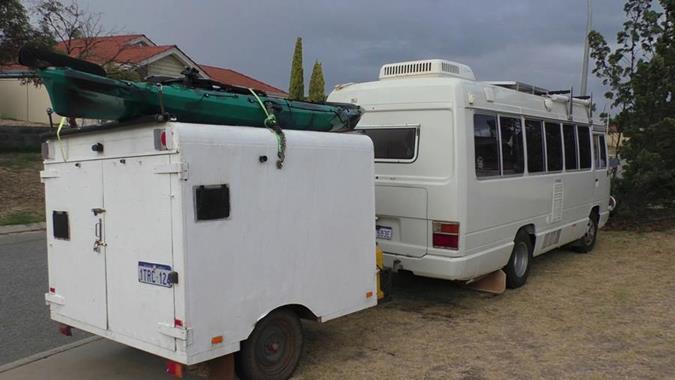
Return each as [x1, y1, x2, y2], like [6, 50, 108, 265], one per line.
[93, 218, 106, 252]
[92, 208, 106, 216]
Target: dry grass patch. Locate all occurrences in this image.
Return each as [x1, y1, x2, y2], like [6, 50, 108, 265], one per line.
[0, 153, 44, 225]
[294, 230, 675, 379]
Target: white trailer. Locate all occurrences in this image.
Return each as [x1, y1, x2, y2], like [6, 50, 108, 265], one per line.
[328, 59, 611, 290]
[41, 121, 377, 379]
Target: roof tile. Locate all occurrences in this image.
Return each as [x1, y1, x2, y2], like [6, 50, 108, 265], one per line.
[199, 64, 287, 96]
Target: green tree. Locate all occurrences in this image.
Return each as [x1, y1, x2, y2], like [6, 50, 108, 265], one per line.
[288, 37, 304, 100]
[589, 0, 674, 214]
[0, 0, 53, 64]
[308, 60, 326, 102]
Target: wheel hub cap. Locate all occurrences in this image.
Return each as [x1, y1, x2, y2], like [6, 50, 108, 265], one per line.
[584, 220, 596, 245]
[513, 242, 529, 277]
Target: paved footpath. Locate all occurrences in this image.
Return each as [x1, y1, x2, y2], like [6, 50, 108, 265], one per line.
[0, 338, 184, 380]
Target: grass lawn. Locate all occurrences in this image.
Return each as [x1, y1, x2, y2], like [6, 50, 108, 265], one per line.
[0, 152, 44, 226]
[295, 230, 675, 379]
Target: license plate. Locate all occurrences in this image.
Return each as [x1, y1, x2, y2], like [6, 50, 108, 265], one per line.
[138, 261, 173, 288]
[376, 225, 393, 240]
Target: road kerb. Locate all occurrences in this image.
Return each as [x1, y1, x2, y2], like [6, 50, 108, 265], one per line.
[0, 223, 46, 236]
[0, 336, 101, 374]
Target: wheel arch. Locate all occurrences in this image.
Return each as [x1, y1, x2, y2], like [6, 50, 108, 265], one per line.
[519, 223, 536, 248]
[590, 205, 600, 219]
[255, 303, 320, 325]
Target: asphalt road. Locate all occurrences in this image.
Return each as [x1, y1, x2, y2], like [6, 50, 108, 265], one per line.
[0, 231, 88, 366]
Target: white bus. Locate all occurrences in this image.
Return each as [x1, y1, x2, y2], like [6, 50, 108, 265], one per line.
[328, 59, 611, 289]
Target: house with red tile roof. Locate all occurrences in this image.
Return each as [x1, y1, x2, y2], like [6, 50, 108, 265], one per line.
[54, 34, 211, 79]
[0, 34, 286, 123]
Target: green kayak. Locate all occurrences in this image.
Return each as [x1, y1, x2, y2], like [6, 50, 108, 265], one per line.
[20, 48, 362, 132]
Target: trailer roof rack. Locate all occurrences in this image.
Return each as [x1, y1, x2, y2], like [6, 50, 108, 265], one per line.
[486, 81, 549, 96]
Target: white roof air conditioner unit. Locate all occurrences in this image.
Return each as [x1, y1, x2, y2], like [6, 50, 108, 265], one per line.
[379, 59, 476, 81]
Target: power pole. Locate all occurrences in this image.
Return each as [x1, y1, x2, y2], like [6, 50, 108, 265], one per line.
[580, 0, 592, 96]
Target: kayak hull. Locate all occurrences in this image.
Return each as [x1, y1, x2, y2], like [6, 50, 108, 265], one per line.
[39, 67, 361, 131]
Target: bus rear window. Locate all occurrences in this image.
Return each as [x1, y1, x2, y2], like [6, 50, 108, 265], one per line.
[360, 128, 418, 161]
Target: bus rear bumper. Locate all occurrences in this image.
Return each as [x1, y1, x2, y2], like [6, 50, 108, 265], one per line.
[383, 242, 513, 282]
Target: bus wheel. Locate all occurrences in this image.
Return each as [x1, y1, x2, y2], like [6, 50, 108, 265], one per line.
[236, 309, 303, 380]
[574, 213, 598, 253]
[505, 230, 533, 289]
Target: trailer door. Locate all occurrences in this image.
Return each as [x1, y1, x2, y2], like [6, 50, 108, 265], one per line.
[102, 155, 176, 350]
[44, 161, 108, 330]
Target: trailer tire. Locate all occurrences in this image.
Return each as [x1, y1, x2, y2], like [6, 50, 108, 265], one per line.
[236, 309, 303, 380]
[504, 230, 533, 289]
[574, 212, 598, 254]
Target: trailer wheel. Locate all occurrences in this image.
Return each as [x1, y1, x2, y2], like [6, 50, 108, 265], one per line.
[574, 212, 598, 253]
[504, 230, 533, 289]
[236, 309, 303, 380]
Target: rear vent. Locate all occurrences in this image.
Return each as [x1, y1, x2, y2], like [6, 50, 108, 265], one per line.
[441, 62, 459, 74]
[383, 62, 432, 76]
[379, 59, 475, 81]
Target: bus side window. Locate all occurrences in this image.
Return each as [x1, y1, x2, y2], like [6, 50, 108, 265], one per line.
[499, 116, 524, 175]
[578, 126, 592, 169]
[563, 124, 578, 170]
[594, 134, 607, 169]
[474, 114, 500, 178]
[362, 128, 417, 160]
[525, 119, 545, 173]
[544, 122, 563, 171]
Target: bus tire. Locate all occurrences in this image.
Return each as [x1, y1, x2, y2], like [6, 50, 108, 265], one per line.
[505, 230, 533, 289]
[574, 212, 598, 253]
[236, 308, 303, 380]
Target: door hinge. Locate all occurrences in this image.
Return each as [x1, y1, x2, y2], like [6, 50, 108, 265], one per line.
[158, 322, 189, 341]
[153, 162, 188, 180]
[40, 170, 59, 182]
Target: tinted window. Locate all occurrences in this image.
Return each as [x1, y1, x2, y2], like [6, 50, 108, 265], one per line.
[361, 128, 417, 160]
[593, 133, 608, 169]
[545, 122, 563, 171]
[599, 135, 607, 168]
[474, 114, 500, 177]
[563, 124, 578, 170]
[577, 126, 592, 169]
[499, 116, 524, 175]
[525, 119, 545, 173]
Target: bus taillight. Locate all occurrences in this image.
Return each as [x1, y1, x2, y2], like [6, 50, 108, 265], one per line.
[432, 221, 459, 250]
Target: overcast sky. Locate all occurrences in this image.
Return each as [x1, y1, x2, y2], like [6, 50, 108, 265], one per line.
[74, 0, 626, 111]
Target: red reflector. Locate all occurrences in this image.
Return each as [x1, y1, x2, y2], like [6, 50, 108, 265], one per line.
[49, 287, 55, 293]
[160, 131, 167, 147]
[174, 319, 183, 327]
[58, 324, 72, 336]
[433, 233, 458, 250]
[166, 360, 184, 378]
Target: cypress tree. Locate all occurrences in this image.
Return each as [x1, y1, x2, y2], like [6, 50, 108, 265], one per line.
[308, 60, 326, 102]
[288, 37, 304, 100]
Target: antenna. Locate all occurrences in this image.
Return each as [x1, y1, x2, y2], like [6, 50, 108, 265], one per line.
[569, 86, 574, 121]
[580, 0, 592, 96]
